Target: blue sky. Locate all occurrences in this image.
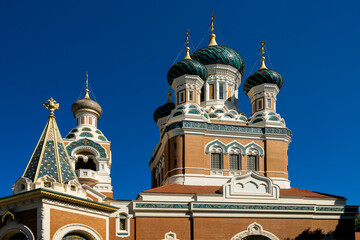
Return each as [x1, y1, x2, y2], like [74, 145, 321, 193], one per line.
[0, 1, 359, 205]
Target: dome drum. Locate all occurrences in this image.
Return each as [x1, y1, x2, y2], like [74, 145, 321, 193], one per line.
[71, 98, 103, 118]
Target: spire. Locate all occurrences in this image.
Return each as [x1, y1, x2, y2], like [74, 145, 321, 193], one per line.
[84, 71, 90, 99]
[208, 14, 218, 46]
[259, 40, 268, 70]
[23, 98, 78, 184]
[167, 85, 173, 103]
[184, 30, 191, 60]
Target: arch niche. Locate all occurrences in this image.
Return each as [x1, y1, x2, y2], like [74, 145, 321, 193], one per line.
[52, 224, 102, 240]
[230, 222, 279, 240]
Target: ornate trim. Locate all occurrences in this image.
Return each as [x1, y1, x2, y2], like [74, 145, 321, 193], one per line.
[163, 231, 179, 240]
[0, 223, 35, 240]
[205, 139, 227, 154]
[244, 142, 264, 157]
[135, 203, 188, 209]
[66, 138, 107, 158]
[52, 223, 103, 240]
[231, 222, 279, 240]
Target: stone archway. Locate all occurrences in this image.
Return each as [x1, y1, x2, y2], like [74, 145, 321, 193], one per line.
[0, 223, 35, 240]
[231, 222, 279, 240]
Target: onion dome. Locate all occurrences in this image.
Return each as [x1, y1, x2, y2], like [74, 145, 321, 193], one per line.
[167, 30, 208, 85]
[71, 74, 103, 118]
[153, 89, 175, 123]
[167, 59, 208, 85]
[191, 45, 245, 76]
[243, 41, 283, 95]
[243, 69, 283, 95]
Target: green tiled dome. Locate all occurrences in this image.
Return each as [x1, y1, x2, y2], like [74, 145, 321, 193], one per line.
[243, 69, 283, 95]
[167, 59, 208, 85]
[153, 102, 176, 123]
[191, 45, 245, 75]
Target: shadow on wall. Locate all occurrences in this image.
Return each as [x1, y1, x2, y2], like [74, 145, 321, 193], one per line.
[283, 221, 355, 240]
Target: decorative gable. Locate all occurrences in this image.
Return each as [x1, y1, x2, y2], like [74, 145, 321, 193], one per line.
[221, 172, 280, 199]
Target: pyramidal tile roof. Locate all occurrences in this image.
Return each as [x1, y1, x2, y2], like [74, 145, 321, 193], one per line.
[22, 98, 78, 184]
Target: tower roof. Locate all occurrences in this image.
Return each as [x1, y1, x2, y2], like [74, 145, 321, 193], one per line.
[71, 73, 103, 118]
[23, 98, 78, 184]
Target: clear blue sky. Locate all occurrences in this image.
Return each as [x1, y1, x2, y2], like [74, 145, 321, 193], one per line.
[0, 1, 359, 205]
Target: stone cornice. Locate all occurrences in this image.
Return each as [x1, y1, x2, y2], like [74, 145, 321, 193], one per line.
[0, 189, 118, 212]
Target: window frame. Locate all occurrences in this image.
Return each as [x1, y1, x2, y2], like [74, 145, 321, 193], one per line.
[219, 83, 224, 100]
[257, 99, 263, 111]
[247, 155, 259, 172]
[211, 153, 223, 170]
[116, 213, 130, 237]
[229, 154, 241, 171]
[266, 98, 272, 109]
[188, 90, 194, 102]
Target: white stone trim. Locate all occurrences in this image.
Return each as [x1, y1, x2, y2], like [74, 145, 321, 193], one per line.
[163, 231, 179, 240]
[231, 222, 279, 240]
[52, 223, 103, 240]
[0, 222, 35, 240]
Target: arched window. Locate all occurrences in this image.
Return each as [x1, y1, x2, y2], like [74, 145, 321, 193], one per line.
[75, 152, 97, 171]
[229, 154, 241, 170]
[247, 154, 258, 172]
[211, 152, 222, 170]
[63, 233, 88, 240]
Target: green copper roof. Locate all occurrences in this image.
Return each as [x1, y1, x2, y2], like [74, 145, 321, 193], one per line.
[23, 116, 78, 183]
[191, 45, 245, 75]
[167, 59, 208, 85]
[243, 69, 284, 95]
[153, 102, 175, 123]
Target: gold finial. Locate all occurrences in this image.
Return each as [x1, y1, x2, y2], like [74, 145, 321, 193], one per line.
[43, 97, 59, 118]
[259, 40, 268, 70]
[184, 30, 191, 60]
[208, 14, 217, 46]
[167, 85, 172, 103]
[84, 71, 90, 99]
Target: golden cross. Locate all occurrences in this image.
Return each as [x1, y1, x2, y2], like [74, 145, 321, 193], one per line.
[43, 97, 59, 117]
[259, 40, 266, 58]
[185, 30, 190, 48]
[210, 14, 215, 34]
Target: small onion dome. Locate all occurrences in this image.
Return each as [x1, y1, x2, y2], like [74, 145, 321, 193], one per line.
[153, 102, 175, 123]
[243, 69, 284, 95]
[167, 59, 208, 85]
[71, 97, 103, 118]
[191, 45, 245, 76]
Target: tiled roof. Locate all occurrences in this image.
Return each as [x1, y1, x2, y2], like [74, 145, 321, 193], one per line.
[23, 115, 78, 183]
[142, 184, 344, 199]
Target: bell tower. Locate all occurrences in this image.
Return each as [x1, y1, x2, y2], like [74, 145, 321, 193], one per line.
[63, 73, 113, 199]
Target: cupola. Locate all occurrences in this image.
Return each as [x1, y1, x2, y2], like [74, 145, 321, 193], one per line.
[71, 73, 102, 128]
[153, 87, 176, 126]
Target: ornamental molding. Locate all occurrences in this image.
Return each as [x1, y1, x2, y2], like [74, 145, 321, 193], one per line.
[177, 83, 201, 91]
[66, 138, 107, 158]
[52, 223, 103, 240]
[222, 172, 280, 199]
[248, 83, 280, 99]
[163, 231, 179, 240]
[42, 198, 111, 215]
[206, 64, 242, 85]
[205, 140, 264, 157]
[231, 222, 279, 240]
[172, 75, 204, 90]
[0, 222, 35, 240]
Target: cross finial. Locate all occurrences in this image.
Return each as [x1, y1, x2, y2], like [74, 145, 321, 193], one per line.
[208, 14, 217, 46]
[84, 71, 90, 99]
[259, 40, 268, 70]
[184, 30, 191, 60]
[210, 14, 215, 34]
[43, 97, 59, 118]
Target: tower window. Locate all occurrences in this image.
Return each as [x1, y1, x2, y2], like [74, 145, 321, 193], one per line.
[247, 155, 258, 171]
[209, 84, 215, 100]
[174, 159, 177, 166]
[252, 103, 255, 114]
[267, 98, 272, 109]
[257, 99, 263, 111]
[211, 153, 222, 169]
[229, 154, 241, 170]
[219, 83, 224, 99]
[178, 91, 185, 104]
[174, 143, 177, 149]
[200, 86, 205, 102]
[188, 90, 194, 101]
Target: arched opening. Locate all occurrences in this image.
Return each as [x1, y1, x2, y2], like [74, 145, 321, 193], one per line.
[75, 151, 96, 171]
[63, 233, 88, 240]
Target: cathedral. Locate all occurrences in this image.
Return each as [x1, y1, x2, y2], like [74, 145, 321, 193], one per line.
[0, 18, 357, 240]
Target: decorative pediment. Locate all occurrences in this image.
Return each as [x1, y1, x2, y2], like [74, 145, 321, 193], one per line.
[222, 172, 279, 199]
[231, 222, 279, 240]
